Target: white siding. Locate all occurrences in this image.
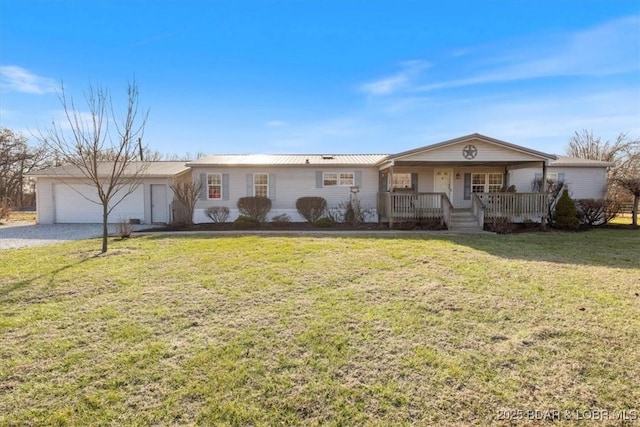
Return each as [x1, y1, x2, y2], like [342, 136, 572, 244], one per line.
[35, 177, 179, 224]
[53, 183, 145, 223]
[398, 139, 544, 162]
[35, 178, 55, 224]
[510, 167, 608, 199]
[193, 166, 379, 222]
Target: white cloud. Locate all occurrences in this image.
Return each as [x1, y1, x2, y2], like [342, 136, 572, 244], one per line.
[0, 65, 58, 94]
[416, 14, 640, 92]
[359, 60, 431, 96]
[265, 120, 288, 128]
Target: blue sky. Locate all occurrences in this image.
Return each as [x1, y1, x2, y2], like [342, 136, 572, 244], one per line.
[1, 0, 639, 156]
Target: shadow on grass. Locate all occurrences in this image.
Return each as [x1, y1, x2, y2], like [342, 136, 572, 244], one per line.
[0, 256, 94, 301]
[140, 228, 640, 270]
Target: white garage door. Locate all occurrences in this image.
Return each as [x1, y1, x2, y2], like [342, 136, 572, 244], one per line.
[54, 183, 145, 223]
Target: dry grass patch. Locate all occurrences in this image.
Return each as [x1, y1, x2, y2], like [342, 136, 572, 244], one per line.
[0, 229, 639, 425]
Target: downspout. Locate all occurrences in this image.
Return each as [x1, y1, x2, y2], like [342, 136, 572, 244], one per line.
[541, 160, 548, 229]
[389, 162, 395, 229]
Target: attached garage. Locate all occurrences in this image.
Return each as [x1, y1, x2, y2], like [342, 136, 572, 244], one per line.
[53, 184, 145, 223]
[31, 162, 190, 224]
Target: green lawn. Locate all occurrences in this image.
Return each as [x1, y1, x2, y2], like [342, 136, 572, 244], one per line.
[1, 230, 639, 426]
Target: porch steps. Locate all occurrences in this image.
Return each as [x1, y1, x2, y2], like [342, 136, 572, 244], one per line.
[448, 209, 483, 232]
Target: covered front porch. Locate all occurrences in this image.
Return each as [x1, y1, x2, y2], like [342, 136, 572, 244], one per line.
[377, 190, 550, 230]
[374, 134, 557, 230]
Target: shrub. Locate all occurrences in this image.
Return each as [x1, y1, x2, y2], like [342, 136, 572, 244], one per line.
[205, 206, 230, 223]
[295, 197, 327, 223]
[271, 213, 291, 226]
[237, 197, 272, 222]
[553, 189, 579, 230]
[116, 218, 132, 239]
[327, 198, 374, 225]
[233, 215, 261, 229]
[576, 199, 619, 226]
[314, 217, 336, 228]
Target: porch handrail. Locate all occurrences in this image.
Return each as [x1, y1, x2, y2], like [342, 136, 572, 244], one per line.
[471, 193, 485, 229]
[441, 193, 453, 229]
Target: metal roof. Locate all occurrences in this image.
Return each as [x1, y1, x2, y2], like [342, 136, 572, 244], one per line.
[29, 161, 190, 177]
[187, 154, 389, 166]
[550, 156, 615, 167]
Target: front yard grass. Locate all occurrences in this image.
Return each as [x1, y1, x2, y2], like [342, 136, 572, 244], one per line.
[1, 229, 639, 425]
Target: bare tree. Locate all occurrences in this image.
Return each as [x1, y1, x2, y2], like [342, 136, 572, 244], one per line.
[618, 178, 640, 227]
[37, 82, 149, 253]
[171, 180, 202, 225]
[0, 127, 50, 208]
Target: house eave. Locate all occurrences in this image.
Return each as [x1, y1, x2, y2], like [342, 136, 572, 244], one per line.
[387, 133, 557, 162]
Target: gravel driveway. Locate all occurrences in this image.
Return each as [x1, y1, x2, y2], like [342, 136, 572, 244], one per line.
[0, 223, 150, 250]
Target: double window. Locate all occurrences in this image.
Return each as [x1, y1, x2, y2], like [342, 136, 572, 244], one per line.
[323, 172, 355, 187]
[471, 173, 503, 193]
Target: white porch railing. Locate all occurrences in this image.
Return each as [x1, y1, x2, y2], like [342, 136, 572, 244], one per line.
[476, 192, 549, 222]
[378, 192, 452, 226]
[471, 193, 485, 229]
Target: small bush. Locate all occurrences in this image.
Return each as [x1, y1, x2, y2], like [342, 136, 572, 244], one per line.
[116, 218, 132, 239]
[576, 199, 619, 226]
[271, 213, 291, 226]
[327, 198, 374, 225]
[296, 197, 327, 223]
[237, 197, 272, 222]
[314, 217, 336, 228]
[205, 206, 230, 223]
[553, 189, 579, 230]
[233, 215, 261, 229]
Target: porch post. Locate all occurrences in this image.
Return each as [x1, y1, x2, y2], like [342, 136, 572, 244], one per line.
[504, 166, 509, 189]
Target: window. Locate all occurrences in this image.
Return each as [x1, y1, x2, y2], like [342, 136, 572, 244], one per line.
[254, 173, 268, 197]
[323, 173, 338, 186]
[339, 172, 354, 186]
[471, 173, 503, 193]
[207, 173, 222, 199]
[391, 173, 412, 190]
[488, 173, 503, 192]
[323, 172, 355, 187]
[471, 173, 486, 193]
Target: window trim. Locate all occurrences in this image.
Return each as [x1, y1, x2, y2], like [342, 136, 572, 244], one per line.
[323, 171, 355, 187]
[207, 173, 223, 200]
[390, 173, 412, 190]
[471, 172, 503, 193]
[253, 172, 269, 197]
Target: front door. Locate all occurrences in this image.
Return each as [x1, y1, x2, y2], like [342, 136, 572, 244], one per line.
[151, 184, 168, 223]
[434, 169, 452, 201]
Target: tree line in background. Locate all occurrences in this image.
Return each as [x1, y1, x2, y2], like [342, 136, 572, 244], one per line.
[1, 83, 639, 243]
